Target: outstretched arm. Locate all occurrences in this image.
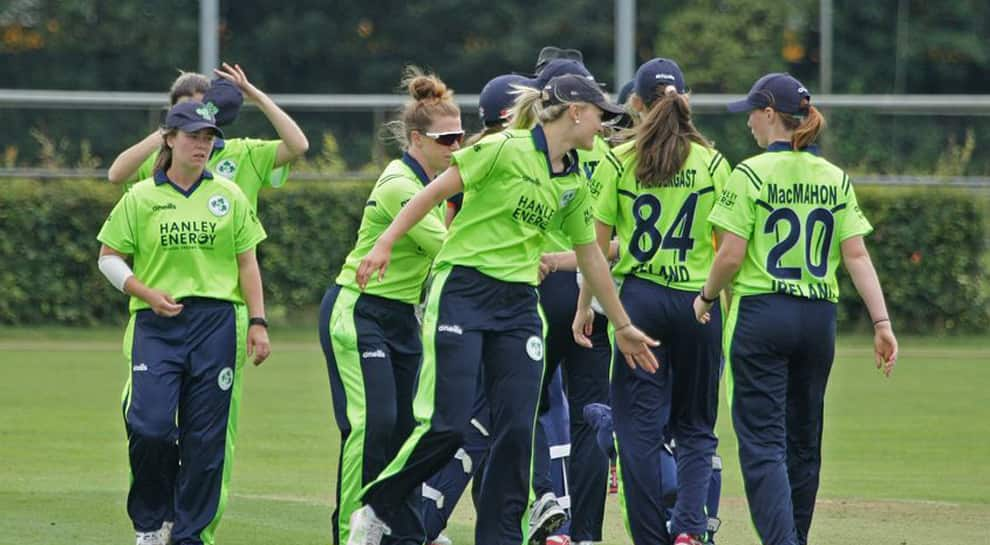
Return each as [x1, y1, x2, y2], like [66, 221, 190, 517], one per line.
[573, 241, 659, 373]
[215, 62, 309, 166]
[107, 131, 160, 184]
[356, 166, 464, 289]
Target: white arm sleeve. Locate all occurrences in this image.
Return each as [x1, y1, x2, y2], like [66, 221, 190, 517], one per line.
[98, 254, 134, 293]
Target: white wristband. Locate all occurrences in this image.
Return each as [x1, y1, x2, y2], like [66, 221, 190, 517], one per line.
[98, 254, 134, 293]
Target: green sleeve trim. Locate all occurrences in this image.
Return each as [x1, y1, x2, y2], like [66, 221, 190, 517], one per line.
[707, 152, 725, 178]
[736, 163, 764, 191]
[604, 150, 624, 176]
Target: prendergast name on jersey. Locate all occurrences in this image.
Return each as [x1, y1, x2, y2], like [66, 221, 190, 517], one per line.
[766, 182, 838, 207]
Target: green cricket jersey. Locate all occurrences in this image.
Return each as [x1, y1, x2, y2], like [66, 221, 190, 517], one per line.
[437, 126, 596, 285]
[542, 134, 611, 252]
[128, 138, 288, 211]
[708, 143, 873, 302]
[592, 140, 730, 291]
[336, 153, 447, 304]
[98, 169, 267, 313]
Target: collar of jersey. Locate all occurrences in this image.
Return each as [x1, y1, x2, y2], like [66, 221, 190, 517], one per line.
[401, 152, 431, 186]
[768, 141, 820, 155]
[209, 137, 226, 159]
[531, 125, 580, 177]
[154, 168, 215, 197]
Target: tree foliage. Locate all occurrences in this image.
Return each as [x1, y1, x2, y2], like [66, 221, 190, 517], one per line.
[1, 1, 989, 171]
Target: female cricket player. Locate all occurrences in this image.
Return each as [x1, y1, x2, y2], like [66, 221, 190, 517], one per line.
[348, 74, 659, 545]
[518, 57, 615, 545]
[97, 101, 270, 545]
[445, 73, 528, 225]
[695, 72, 898, 545]
[577, 58, 730, 545]
[319, 67, 458, 545]
[107, 63, 308, 211]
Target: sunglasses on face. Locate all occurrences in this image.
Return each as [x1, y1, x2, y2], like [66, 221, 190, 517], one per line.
[424, 130, 465, 146]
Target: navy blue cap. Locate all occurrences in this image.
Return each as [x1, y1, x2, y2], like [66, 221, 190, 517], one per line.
[727, 73, 811, 115]
[479, 74, 528, 126]
[634, 58, 686, 106]
[543, 74, 625, 120]
[525, 59, 595, 89]
[535, 46, 584, 74]
[203, 78, 243, 127]
[617, 79, 635, 105]
[164, 101, 224, 138]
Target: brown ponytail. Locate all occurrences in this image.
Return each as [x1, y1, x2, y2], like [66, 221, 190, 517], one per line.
[169, 71, 210, 105]
[385, 66, 460, 149]
[634, 86, 710, 187]
[152, 129, 177, 174]
[779, 101, 826, 150]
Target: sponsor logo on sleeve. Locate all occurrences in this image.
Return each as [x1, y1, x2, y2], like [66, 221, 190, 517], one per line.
[719, 190, 737, 209]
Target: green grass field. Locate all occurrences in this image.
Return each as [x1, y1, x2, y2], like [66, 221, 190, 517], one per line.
[1, 328, 988, 544]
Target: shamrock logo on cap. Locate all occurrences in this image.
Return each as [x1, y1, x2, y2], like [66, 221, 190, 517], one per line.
[195, 105, 216, 122]
[203, 102, 220, 118]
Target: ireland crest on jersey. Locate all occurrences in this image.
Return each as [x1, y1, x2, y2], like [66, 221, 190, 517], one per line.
[216, 159, 237, 177]
[208, 194, 231, 217]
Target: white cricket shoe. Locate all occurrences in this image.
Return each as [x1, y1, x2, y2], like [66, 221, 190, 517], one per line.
[157, 521, 174, 545]
[135, 531, 163, 545]
[527, 492, 567, 545]
[347, 505, 392, 545]
[431, 533, 453, 545]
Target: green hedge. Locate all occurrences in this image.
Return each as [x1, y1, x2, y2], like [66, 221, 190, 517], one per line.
[837, 187, 990, 333]
[1, 180, 987, 333]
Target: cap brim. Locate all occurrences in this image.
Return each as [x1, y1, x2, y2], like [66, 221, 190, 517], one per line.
[516, 76, 542, 89]
[181, 121, 225, 139]
[726, 98, 755, 113]
[594, 100, 627, 121]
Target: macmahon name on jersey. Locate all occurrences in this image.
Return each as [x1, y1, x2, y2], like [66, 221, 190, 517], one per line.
[159, 221, 218, 248]
[766, 183, 837, 207]
[512, 195, 556, 230]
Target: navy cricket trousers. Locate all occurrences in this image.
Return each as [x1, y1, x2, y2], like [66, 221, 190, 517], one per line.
[363, 266, 547, 545]
[420, 378, 492, 542]
[123, 297, 246, 545]
[532, 270, 611, 541]
[319, 285, 425, 545]
[612, 276, 722, 543]
[725, 294, 836, 545]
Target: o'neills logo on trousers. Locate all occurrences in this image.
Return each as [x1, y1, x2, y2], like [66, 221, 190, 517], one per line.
[438, 324, 463, 335]
[362, 349, 387, 359]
